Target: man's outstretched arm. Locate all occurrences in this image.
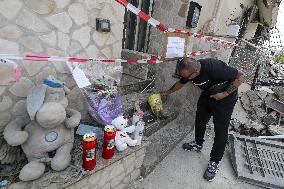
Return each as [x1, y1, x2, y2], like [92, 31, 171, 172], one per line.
[160, 81, 186, 96]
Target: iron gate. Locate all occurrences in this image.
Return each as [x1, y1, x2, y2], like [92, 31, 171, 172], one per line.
[122, 0, 154, 53]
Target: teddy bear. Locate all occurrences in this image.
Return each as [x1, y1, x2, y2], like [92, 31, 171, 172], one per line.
[3, 75, 81, 182]
[111, 116, 137, 151]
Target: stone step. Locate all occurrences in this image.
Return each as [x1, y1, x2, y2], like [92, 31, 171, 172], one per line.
[144, 107, 178, 137]
[119, 74, 154, 95]
[141, 119, 193, 177]
[122, 91, 153, 117]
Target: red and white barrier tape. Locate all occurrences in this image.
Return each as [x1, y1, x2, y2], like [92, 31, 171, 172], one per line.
[0, 55, 163, 64]
[116, 0, 236, 47]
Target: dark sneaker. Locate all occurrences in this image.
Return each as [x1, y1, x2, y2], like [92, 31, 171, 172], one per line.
[182, 141, 203, 152]
[203, 161, 219, 182]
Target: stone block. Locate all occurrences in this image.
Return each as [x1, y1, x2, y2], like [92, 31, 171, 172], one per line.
[112, 41, 122, 59]
[125, 163, 135, 176]
[74, 177, 88, 188]
[92, 32, 109, 47]
[135, 155, 145, 169]
[123, 174, 131, 184]
[84, 0, 104, 10]
[135, 148, 146, 157]
[101, 46, 112, 58]
[16, 9, 50, 32]
[0, 87, 5, 96]
[110, 172, 125, 188]
[102, 183, 110, 189]
[0, 112, 11, 128]
[0, 25, 23, 39]
[106, 35, 117, 46]
[0, 39, 19, 54]
[98, 4, 119, 24]
[161, 0, 173, 11]
[130, 169, 141, 182]
[52, 61, 70, 74]
[111, 24, 123, 41]
[85, 44, 100, 58]
[123, 154, 136, 172]
[0, 0, 22, 20]
[111, 1, 125, 22]
[58, 32, 70, 51]
[39, 31, 57, 47]
[178, 3, 188, 17]
[23, 0, 55, 15]
[68, 41, 82, 56]
[97, 169, 111, 187]
[68, 3, 88, 26]
[46, 12, 73, 33]
[109, 161, 125, 180]
[23, 60, 48, 76]
[9, 77, 34, 97]
[0, 96, 12, 112]
[88, 171, 101, 185]
[72, 26, 91, 48]
[54, 0, 70, 8]
[20, 36, 43, 53]
[115, 184, 126, 189]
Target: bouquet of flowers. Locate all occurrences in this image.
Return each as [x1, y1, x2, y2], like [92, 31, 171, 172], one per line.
[92, 77, 118, 98]
[84, 77, 122, 125]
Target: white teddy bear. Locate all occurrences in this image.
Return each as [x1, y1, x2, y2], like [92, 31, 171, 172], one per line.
[111, 116, 137, 151]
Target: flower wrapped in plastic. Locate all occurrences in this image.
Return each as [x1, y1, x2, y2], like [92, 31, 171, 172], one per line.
[85, 78, 123, 125]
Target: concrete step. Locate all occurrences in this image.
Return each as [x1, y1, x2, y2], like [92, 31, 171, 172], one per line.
[141, 119, 193, 177]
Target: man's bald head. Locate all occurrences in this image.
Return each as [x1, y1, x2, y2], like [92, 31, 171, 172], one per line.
[179, 58, 201, 79]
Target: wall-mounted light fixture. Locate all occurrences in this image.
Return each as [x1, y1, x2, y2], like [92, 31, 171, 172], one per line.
[96, 18, 111, 32]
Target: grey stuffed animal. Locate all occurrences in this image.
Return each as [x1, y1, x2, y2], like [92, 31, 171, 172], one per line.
[4, 76, 81, 181]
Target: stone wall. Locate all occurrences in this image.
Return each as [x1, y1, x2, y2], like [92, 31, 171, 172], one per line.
[0, 0, 124, 166]
[0, 0, 124, 121]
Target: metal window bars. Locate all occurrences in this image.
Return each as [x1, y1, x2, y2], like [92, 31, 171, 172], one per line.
[229, 134, 284, 188]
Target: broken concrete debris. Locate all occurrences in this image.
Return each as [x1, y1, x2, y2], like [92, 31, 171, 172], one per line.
[237, 88, 284, 137]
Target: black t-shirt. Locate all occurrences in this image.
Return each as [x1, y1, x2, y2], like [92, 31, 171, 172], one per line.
[179, 58, 238, 93]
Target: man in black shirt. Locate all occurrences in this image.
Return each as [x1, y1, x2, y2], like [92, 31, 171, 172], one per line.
[161, 57, 245, 181]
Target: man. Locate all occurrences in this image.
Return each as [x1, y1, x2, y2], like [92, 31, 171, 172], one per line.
[161, 58, 245, 181]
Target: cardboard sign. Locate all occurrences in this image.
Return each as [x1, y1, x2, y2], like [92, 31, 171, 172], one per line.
[162, 32, 189, 61]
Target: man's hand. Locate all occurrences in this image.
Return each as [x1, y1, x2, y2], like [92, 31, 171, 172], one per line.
[210, 92, 229, 101]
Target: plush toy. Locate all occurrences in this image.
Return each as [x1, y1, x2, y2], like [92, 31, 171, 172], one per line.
[132, 101, 144, 126]
[3, 76, 81, 181]
[134, 121, 145, 146]
[111, 116, 137, 151]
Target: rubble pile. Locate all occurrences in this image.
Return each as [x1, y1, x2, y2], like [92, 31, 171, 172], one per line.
[231, 87, 284, 137]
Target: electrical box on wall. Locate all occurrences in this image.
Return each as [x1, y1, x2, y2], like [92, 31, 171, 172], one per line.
[96, 18, 111, 32]
[186, 2, 202, 28]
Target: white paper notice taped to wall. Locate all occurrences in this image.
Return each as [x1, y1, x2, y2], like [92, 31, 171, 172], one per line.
[72, 66, 91, 88]
[165, 37, 186, 59]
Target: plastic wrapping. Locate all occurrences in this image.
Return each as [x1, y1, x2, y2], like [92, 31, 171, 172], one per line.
[87, 91, 123, 125]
